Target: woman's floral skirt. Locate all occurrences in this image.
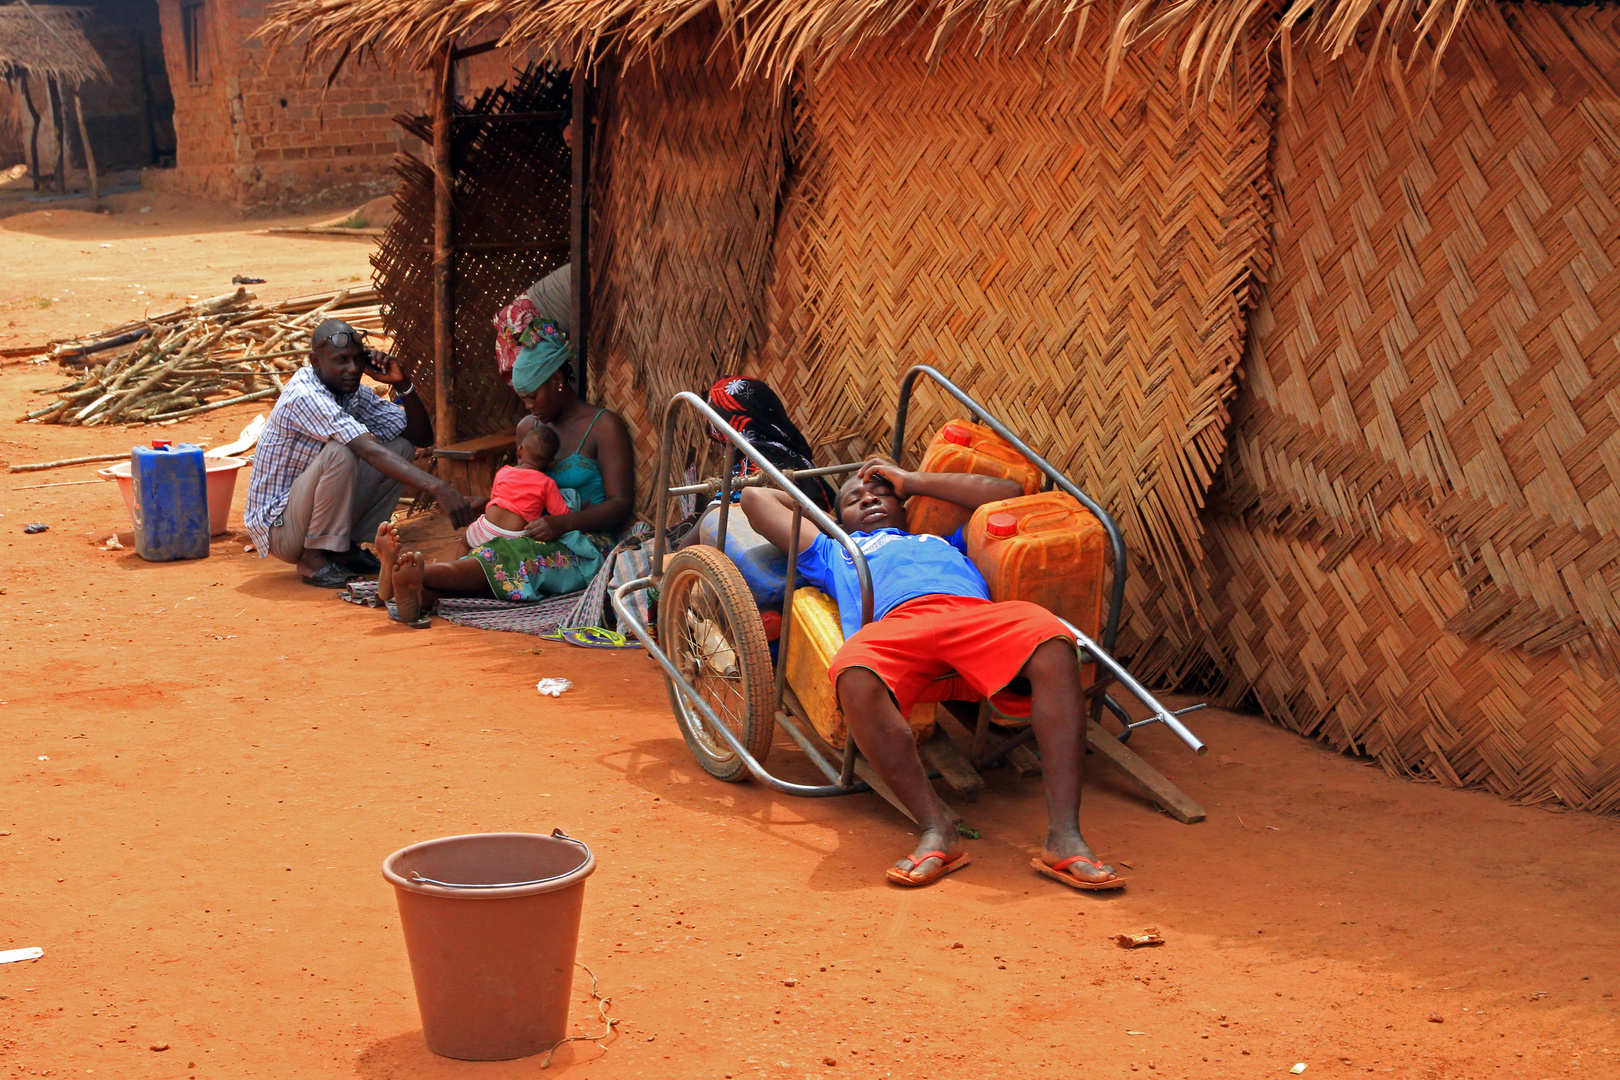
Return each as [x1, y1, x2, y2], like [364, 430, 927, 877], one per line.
[463, 530, 610, 602]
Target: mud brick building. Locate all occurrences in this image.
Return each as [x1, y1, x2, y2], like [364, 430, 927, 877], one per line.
[148, 0, 428, 208]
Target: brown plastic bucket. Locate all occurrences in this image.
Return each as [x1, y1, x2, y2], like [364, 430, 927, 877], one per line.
[382, 830, 596, 1060]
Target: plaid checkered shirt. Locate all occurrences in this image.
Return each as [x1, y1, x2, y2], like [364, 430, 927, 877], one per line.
[244, 365, 408, 556]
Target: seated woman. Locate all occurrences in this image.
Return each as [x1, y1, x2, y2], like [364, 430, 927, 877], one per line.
[376, 322, 636, 620]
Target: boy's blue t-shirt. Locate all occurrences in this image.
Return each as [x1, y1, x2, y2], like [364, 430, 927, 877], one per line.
[796, 527, 990, 639]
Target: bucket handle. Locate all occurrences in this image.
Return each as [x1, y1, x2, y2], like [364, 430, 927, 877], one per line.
[405, 829, 593, 889]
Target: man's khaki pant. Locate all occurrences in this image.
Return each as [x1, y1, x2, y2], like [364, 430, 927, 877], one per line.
[268, 436, 414, 562]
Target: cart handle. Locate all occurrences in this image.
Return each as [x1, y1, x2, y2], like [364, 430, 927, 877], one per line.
[892, 364, 1129, 656]
[1058, 618, 1207, 755]
[652, 390, 877, 629]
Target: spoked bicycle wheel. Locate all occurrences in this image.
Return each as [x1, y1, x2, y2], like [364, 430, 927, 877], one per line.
[660, 545, 775, 782]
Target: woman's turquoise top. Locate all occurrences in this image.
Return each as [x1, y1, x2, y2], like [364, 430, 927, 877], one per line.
[547, 408, 608, 510]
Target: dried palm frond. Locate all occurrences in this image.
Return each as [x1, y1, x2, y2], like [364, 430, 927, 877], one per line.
[1105, 0, 1478, 102]
[260, 0, 1484, 100]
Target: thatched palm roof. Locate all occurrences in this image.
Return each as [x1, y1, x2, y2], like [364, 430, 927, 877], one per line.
[0, 4, 108, 86]
[260, 0, 1476, 95]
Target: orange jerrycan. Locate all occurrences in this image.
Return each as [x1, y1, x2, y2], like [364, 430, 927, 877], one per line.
[965, 492, 1108, 644]
[905, 421, 1042, 537]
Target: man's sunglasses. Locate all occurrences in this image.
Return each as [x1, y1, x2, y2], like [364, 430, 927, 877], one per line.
[316, 328, 369, 349]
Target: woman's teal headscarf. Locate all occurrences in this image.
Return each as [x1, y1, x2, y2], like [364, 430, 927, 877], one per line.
[512, 321, 574, 395]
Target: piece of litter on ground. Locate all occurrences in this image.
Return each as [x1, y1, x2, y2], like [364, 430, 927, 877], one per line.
[1266, 826, 1280, 831]
[23, 523, 48, 534]
[36, 756, 48, 761]
[1125, 1030, 1147, 1036]
[1291, 1064, 1307, 1074]
[1113, 929, 1165, 949]
[536, 678, 573, 697]
[0, 947, 43, 964]
[102, 536, 124, 550]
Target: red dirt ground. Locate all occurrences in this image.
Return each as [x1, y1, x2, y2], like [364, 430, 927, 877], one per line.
[1, 196, 1617, 1080]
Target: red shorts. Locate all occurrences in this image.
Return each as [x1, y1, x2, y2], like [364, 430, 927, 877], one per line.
[827, 594, 1075, 717]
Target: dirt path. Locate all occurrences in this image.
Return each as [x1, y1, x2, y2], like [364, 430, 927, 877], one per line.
[0, 199, 1616, 1080]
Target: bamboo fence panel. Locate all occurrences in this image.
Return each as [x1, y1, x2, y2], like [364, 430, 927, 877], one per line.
[374, 64, 572, 443]
[748, 34, 1274, 677]
[587, 32, 792, 507]
[1200, 3, 1620, 811]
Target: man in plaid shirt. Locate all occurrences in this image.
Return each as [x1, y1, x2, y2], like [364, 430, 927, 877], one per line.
[244, 319, 474, 587]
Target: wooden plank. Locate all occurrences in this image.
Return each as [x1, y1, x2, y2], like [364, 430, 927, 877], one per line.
[1004, 741, 1042, 779]
[72, 92, 97, 201]
[431, 42, 457, 448]
[1085, 721, 1206, 824]
[569, 64, 592, 398]
[449, 39, 500, 61]
[451, 110, 570, 125]
[263, 226, 387, 239]
[432, 432, 516, 460]
[935, 699, 1201, 822]
[449, 240, 571, 255]
[931, 701, 976, 748]
[919, 717, 984, 799]
[850, 758, 916, 824]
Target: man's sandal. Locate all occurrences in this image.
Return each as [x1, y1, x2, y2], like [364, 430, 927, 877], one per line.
[886, 850, 971, 888]
[302, 563, 356, 588]
[1032, 854, 1126, 891]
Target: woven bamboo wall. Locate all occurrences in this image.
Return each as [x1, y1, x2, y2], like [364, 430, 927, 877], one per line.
[375, 65, 571, 443]
[1199, 3, 1620, 811]
[588, 32, 789, 496]
[751, 36, 1274, 674]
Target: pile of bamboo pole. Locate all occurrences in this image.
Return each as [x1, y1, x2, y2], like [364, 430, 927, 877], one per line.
[15, 286, 383, 427]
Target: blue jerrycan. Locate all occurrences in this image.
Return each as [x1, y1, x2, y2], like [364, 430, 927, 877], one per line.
[131, 443, 210, 561]
[697, 500, 788, 608]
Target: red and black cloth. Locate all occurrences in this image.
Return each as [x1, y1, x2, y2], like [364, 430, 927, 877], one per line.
[707, 377, 834, 510]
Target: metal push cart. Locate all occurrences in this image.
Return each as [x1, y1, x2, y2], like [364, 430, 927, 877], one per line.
[610, 366, 1209, 822]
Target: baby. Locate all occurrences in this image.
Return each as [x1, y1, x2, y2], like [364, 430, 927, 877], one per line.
[463, 422, 568, 548]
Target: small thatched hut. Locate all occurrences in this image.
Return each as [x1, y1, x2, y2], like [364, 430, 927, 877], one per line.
[0, 4, 107, 191]
[262, 0, 1620, 813]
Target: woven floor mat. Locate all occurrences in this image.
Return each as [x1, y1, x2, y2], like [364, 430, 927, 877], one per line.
[339, 580, 585, 636]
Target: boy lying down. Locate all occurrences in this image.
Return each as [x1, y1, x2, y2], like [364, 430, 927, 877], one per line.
[739, 461, 1123, 890]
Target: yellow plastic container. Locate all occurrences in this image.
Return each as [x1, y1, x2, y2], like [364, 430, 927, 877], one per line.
[781, 587, 935, 750]
[965, 492, 1108, 644]
[905, 421, 1042, 537]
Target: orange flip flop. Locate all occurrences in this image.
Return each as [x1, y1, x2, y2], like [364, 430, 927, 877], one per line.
[1032, 854, 1126, 891]
[886, 850, 971, 887]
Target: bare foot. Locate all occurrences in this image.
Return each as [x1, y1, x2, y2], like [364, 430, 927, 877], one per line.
[375, 522, 400, 601]
[391, 551, 428, 628]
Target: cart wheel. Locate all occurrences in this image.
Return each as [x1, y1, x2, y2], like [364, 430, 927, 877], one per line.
[660, 545, 775, 782]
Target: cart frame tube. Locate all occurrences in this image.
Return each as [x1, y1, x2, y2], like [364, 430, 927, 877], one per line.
[626, 378, 1204, 800]
[891, 364, 1128, 656]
